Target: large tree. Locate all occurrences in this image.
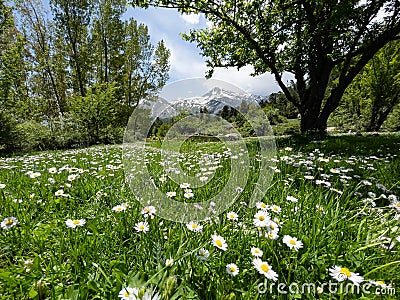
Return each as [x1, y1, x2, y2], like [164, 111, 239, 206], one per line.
[332, 40, 400, 132]
[0, 0, 28, 115]
[15, 0, 68, 119]
[91, 0, 126, 84]
[363, 40, 400, 132]
[50, 0, 92, 97]
[134, 0, 400, 133]
[122, 19, 170, 107]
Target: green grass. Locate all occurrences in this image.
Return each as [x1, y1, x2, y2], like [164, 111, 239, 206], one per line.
[0, 135, 400, 299]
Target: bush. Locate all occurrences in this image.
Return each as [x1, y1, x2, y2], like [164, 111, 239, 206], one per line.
[382, 105, 400, 132]
[0, 110, 19, 152]
[69, 83, 120, 145]
[47, 114, 91, 149]
[14, 120, 52, 152]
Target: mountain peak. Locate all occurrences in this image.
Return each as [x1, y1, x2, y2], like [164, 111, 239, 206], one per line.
[202, 86, 223, 97]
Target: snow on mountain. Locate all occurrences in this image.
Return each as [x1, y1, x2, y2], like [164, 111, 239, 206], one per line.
[137, 87, 262, 119]
[169, 87, 261, 115]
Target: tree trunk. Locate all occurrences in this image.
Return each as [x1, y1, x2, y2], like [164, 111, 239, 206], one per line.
[299, 107, 327, 134]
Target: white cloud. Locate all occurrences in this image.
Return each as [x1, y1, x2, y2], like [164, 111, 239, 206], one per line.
[181, 13, 200, 24]
[211, 66, 284, 96]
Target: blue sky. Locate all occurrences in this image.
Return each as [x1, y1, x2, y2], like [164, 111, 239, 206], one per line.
[125, 7, 285, 96]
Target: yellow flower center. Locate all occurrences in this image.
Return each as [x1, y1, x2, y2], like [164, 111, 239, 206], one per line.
[261, 203, 266, 208]
[216, 240, 223, 247]
[376, 281, 385, 285]
[73, 220, 80, 225]
[259, 216, 265, 221]
[117, 207, 122, 211]
[270, 225, 275, 230]
[124, 292, 129, 297]
[191, 224, 198, 228]
[339, 268, 351, 277]
[5, 219, 13, 226]
[139, 225, 145, 230]
[260, 264, 269, 272]
[289, 240, 296, 245]
[396, 203, 400, 207]
[230, 267, 236, 272]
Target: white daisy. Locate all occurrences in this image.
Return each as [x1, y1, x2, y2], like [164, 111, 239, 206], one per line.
[266, 231, 279, 240]
[316, 205, 325, 214]
[180, 182, 190, 189]
[369, 280, 390, 288]
[30, 172, 41, 178]
[286, 195, 298, 202]
[1, 217, 18, 229]
[389, 200, 400, 211]
[141, 206, 156, 218]
[226, 263, 239, 276]
[250, 247, 263, 257]
[211, 234, 227, 251]
[253, 210, 270, 227]
[65, 219, 86, 229]
[48, 168, 57, 174]
[252, 258, 278, 281]
[184, 192, 194, 199]
[67, 174, 77, 181]
[282, 235, 303, 251]
[112, 205, 127, 212]
[256, 202, 268, 210]
[199, 176, 208, 182]
[265, 220, 280, 234]
[328, 266, 364, 285]
[226, 211, 238, 221]
[55, 189, 65, 196]
[166, 191, 176, 198]
[186, 221, 203, 233]
[134, 221, 149, 233]
[197, 248, 210, 260]
[0, 183, 6, 189]
[166, 258, 174, 267]
[118, 287, 139, 300]
[269, 205, 281, 214]
[142, 290, 161, 300]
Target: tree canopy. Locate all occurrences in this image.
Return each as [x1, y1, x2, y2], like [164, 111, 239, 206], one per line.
[332, 40, 400, 132]
[133, 0, 400, 133]
[0, 0, 170, 152]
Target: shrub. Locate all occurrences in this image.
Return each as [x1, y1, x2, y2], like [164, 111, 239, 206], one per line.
[0, 110, 19, 152]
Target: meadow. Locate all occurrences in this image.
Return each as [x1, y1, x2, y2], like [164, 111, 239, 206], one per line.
[0, 134, 400, 299]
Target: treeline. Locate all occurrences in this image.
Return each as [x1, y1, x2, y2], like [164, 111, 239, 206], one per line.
[0, 0, 170, 153]
[148, 99, 297, 139]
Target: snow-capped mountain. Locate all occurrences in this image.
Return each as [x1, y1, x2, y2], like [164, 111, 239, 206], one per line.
[137, 87, 262, 119]
[169, 87, 261, 115]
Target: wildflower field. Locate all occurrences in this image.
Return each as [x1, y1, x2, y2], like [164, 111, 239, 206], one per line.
[1, 134, 400, 299]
